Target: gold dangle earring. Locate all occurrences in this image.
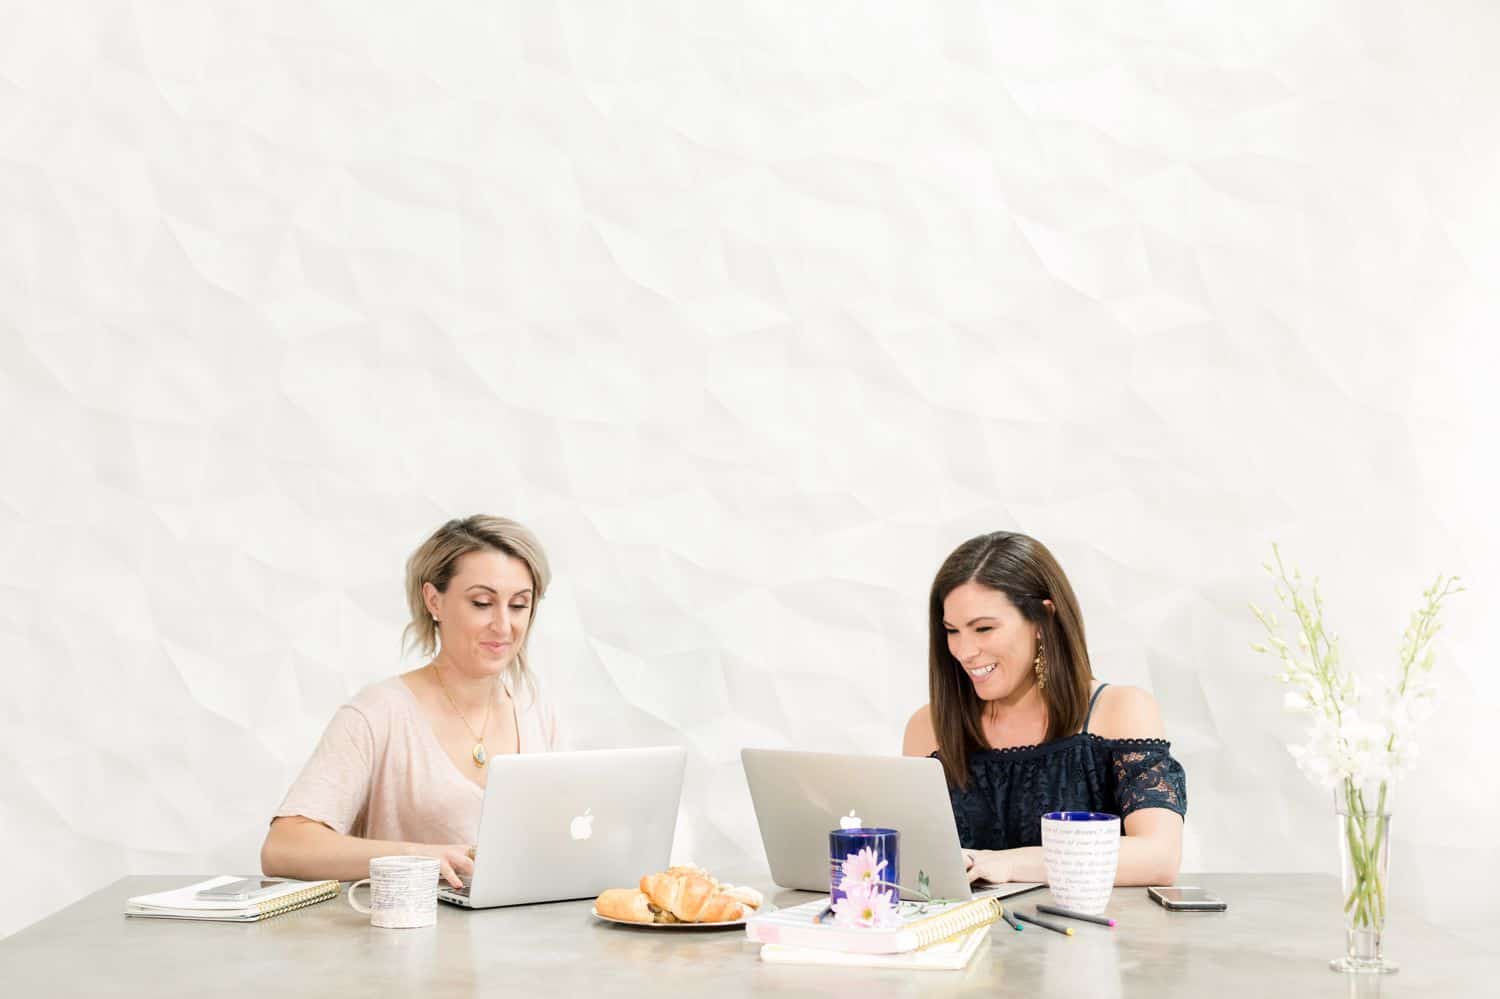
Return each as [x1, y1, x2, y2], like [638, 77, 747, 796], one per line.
[1033, 634, 1047, 690]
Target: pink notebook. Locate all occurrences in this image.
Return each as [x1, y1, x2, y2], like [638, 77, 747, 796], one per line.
[745, 896, 1004, 954]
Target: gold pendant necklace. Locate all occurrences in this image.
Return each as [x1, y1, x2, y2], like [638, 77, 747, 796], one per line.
[432, 662, 495, 768]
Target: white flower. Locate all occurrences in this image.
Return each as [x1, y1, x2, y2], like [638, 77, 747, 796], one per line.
[1253, 549, 1459, 795]
[1283, 690, 1313, 713]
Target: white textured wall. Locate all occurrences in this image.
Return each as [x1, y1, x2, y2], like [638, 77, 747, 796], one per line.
[3, 1, 1497, 943]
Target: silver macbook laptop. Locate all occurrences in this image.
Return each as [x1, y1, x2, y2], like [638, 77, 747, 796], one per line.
[439, 746, 686, 909]
[741, 748, 1043, 903]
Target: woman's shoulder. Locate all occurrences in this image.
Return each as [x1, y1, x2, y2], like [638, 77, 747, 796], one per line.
[902, 704, 938, 757]
[1088, 683, 1166, 741]
[342, 676, 419, 726]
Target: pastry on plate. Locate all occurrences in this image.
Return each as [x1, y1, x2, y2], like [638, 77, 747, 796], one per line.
[640, 869, 746, 923]
[595, 867, 764, 924]
[594, 888, 656, 924]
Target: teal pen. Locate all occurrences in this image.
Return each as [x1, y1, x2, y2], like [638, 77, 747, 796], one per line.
[1002, 909, 1023, 931]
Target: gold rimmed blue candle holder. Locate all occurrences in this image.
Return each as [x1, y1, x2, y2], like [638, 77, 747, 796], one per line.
[828, 827, 899, 905]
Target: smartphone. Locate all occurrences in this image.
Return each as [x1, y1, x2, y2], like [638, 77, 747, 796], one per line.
[1147, 886, 1227, 911]
[195, 878, 286, 901]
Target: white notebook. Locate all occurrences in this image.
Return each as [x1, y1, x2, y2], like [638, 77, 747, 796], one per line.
[760, 923, 991, 970]
[124, 876, 340, 922]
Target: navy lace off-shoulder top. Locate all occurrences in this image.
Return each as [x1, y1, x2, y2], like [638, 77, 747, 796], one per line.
[939, 683, 1188, 851]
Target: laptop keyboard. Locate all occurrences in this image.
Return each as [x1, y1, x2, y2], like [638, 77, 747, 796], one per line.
[973, 881, 1043, 900]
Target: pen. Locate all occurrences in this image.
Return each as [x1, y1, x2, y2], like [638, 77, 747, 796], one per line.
[1037, 903, 1116, 928]
[1001, 908, 1023, 931]
[1015, 910, 1074, 936]
[812, 903, 834, 925]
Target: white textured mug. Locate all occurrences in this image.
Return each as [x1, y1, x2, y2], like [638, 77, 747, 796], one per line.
[1040, 811, 1121, 915]
[347, 855, 441, 928]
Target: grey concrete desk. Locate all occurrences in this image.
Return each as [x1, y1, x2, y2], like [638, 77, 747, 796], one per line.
[0, 874, 1486, 997]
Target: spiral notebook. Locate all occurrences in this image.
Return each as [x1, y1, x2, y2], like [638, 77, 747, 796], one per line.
[745, 895, 1005, 955]
[124, 876, 340, 922]
[760, 924, 991, 970]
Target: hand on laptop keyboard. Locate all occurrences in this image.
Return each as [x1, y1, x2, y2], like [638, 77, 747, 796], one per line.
[414, 844, 475, 890]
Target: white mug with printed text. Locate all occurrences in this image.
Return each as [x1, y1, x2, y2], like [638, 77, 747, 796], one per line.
[1040, 811, 1121, 915]
[347, 855, 441, 928]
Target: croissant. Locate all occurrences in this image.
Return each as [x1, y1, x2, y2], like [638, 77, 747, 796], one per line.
[664, 863, 712, 882]
[639, 870, 747, 923]
[595, 888, 655, 924]
[717, 884, 763, 911]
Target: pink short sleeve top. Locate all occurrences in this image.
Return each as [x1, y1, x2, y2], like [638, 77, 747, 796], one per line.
[273, 676, 563, 846]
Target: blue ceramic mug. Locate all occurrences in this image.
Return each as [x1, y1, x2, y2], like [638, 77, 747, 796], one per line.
[829, 827, 899, 904]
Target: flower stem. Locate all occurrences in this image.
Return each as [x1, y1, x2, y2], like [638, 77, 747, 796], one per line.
[1341, 778, 1390, 931]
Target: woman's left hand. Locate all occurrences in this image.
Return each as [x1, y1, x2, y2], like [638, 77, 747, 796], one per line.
[962, 849, 1012, 884]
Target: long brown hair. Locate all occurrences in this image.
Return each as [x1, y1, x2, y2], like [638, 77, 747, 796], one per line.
[928, 532, 1093, 789]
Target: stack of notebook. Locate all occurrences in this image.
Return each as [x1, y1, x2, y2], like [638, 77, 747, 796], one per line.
[124, 876, 340, 923]
[745, 896, 1004, 970]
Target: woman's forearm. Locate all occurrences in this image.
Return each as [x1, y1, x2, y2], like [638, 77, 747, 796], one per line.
[985, 830, 1180, 887]
[260, 817, 418, 883]
[992, 846, 1047, 882]
[1117, 809, 1182, 885]
[1113, 832, 1180, 886]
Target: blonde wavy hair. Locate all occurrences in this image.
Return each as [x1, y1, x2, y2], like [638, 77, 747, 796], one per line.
[403, 515, 552, 697]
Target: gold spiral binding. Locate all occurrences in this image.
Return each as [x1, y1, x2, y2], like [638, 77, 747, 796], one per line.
[907, 897, 1003, 949]
[251, 881, 341, 921]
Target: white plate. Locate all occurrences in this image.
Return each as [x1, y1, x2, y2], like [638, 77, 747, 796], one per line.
[590, 903, 771, 930]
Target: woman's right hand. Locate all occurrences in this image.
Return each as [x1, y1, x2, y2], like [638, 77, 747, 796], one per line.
[411, 843, 476, 889]
[962, 848, 1015, 885]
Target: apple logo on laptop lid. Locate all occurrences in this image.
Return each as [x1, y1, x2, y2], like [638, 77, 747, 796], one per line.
[570, 808, 594, 841]
[840, 810, 862, 830]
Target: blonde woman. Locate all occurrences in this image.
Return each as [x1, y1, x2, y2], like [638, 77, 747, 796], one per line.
[261, 516, 563, 888]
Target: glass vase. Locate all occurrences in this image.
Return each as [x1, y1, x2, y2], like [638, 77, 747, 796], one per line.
[1331, 779, 1396, 974]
